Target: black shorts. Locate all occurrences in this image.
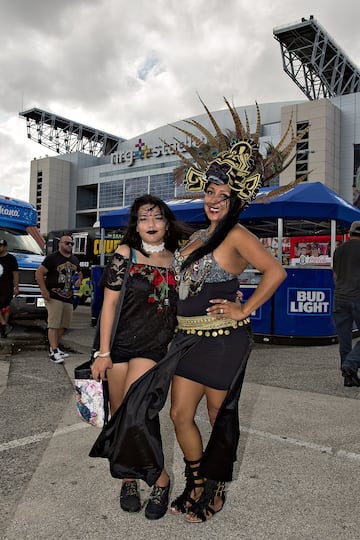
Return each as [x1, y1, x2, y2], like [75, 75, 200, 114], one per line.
[0, 291, 13, 310]
[111, 348, 167, 364]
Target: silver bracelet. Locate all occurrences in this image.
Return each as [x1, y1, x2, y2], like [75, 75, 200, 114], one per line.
[93, 351, 111, 359]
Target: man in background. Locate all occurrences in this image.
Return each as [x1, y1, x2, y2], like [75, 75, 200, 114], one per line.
[36, 235, 82, 363]
[333, 221, 360, 386]
[0, 239, 19, 338]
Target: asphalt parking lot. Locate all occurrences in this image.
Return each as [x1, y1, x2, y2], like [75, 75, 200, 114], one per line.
[0, 306, 359, 540]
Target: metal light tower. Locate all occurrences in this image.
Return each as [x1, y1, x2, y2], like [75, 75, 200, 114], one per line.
[19, 108, 123, 156]
[274, 15, 360, 100]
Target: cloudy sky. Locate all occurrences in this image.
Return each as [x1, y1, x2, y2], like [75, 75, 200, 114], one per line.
[1, 0, 360, 200]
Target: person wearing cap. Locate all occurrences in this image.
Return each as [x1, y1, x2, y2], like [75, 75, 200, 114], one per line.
[0, 239, 19, 338]
[333, 220, 360, 387]
[35, 235, 82, 363]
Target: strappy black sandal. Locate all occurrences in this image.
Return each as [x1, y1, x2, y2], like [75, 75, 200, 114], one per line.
[185, 480, 226, 523]
[169, 458, 205, 515]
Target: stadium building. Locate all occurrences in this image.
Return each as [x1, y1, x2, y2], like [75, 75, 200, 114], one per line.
[22, 16, 360, 234]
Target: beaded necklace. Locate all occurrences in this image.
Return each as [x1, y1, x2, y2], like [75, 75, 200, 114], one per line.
[173, 251, 212, 300]
[173, 227, 215, 299]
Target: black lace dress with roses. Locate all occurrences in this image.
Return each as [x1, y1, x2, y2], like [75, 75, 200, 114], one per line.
[101, 252, 177, 362]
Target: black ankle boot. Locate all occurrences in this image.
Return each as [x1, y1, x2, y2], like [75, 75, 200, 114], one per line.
[120, 480, 141, 512]
[144, 481, 170, 520]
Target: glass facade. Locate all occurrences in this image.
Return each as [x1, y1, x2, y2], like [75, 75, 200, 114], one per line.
[99, 171, 179, 209]
[354, 144, 360, 207]
[124, 176, 148, 206]
[36, 171, 42, 227]
[296, 121, 310, 181]
[148, 173, 176, 200]
[99, 179, 124, 208]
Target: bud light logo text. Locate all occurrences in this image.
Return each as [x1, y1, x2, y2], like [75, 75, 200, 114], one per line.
[288, 288, 331, 315]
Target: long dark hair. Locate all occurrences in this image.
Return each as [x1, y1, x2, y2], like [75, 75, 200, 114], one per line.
[121, 194, 191, 256]
[181, 191, 244, 270]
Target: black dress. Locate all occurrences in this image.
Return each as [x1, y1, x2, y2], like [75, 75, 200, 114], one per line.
[101, 253, 177, 362]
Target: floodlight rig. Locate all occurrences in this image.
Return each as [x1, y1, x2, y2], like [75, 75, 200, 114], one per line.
[19, 108, 123, 156]
[274, 15, 360, 100]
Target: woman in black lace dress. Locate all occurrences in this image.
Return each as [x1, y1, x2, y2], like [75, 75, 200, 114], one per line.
[91, 194, 189, 520]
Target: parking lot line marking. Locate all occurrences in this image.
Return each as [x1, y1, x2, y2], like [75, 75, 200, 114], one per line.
[0, 423, 88, 452]
[1, 423, 360, 464]
[0, 432, 53, 451]
[241, 426, 360, 461]
[53, 423, 90, 436]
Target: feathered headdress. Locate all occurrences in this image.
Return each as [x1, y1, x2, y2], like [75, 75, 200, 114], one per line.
[161, 96, 310, 208]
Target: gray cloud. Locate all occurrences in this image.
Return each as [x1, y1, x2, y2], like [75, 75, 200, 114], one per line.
[1, 0, 360, 198]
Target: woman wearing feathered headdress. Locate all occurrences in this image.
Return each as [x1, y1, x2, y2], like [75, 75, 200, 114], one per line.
[164, 97, 298, 522]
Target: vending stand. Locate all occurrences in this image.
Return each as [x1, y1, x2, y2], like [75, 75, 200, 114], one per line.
[96, 182, 360, 343]
[238, 182, 360, 343]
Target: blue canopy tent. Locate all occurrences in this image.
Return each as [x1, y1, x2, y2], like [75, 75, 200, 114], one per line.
[243, 181, 360, 224]
[241, 182, 360, 260]
[241, 181, 360, 238]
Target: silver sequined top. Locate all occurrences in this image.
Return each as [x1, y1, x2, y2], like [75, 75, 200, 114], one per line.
[173, 248, 237, 299]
